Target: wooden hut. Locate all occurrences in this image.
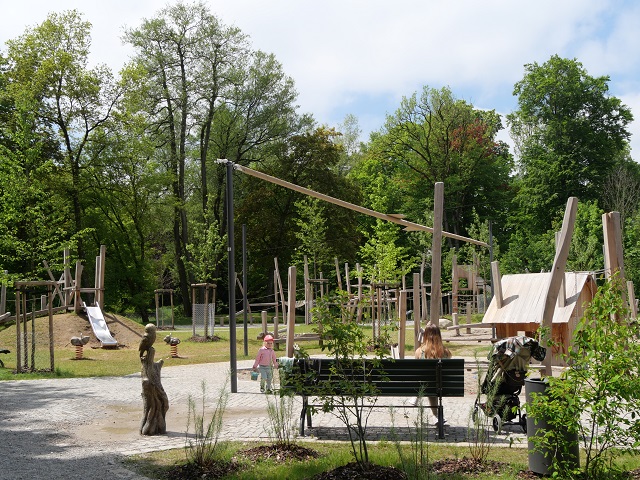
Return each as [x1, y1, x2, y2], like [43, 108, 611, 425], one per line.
[482, 271, 597, 366]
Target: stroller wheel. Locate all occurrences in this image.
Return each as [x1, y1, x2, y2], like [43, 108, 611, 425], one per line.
[492, 415, 501, 433]
[521, 414, 527, 433]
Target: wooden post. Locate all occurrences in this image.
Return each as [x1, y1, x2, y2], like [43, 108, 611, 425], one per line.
[204, 285, 209, 338]
[273, 270, 279, 331]
[452, 254, 458, 316]
[356, 264, 363, 323]
[15, 289, 21, 371]
[286, 266, 297, 358]
[398, 290, 407, 358]
[541, 197, 578, 376]
[335, 257, 343, 291]
[261, 310, 268, 336]
[555, 232, 566, 307]
[74, 261, 83, 314]
[97, 245, 106, 309]
[95, 254, 101, 308]
[64, 248, 72, 307]
[603, 211, 627, 307]
[345, 263, 351, 294]
[413, 272, 421, 346]
[191, 286, 196, 337]
[453, 312, 460, 336]
[628, 281, 638, 319]
[491, 261, 503, 308]
[466, 302, 472, 334]
[154, 291, 160, 328]
[48, 285, 54, 371]
[0, 270, 6, 316]
[211, 284, 217, 329]
[430, 182, 444, 327]
[304, 256, 310, 325]
[274, 258, 287, 327]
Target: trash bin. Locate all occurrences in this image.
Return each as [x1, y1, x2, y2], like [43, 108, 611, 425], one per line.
[525, 377, 580, 475]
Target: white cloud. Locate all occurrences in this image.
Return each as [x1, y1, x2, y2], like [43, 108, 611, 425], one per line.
[2, 0, 640, 157]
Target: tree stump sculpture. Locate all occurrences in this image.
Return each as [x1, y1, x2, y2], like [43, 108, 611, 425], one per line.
[139, 324, 169, 435]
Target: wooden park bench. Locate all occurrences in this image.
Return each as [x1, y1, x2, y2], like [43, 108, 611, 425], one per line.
[282, 357, 465, 439]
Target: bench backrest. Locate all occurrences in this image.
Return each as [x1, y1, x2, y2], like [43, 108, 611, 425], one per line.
[284, 357, 465, 398]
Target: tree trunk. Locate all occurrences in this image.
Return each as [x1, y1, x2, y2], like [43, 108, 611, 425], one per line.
[140, 346, 169, 435]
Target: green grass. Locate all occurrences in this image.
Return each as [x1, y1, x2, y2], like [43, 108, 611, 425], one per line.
[125, 440, 640, 479]
[126, 441, 532, 480]
[0, 316, 490, 380]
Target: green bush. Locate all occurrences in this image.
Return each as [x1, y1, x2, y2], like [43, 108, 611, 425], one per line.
[527, 276, 640, 478]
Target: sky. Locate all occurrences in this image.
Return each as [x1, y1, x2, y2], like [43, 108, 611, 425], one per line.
[3, 0, 640, 157]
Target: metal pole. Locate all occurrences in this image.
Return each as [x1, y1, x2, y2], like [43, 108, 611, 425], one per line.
[224, 159, 238, 393]
[489, 220, 496, 339]
[242, 224, 248, 357]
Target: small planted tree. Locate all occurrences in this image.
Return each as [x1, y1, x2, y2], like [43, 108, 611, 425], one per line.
[527, 275, 640, 478]
[312, 291, 392, 472]
[184, 379, 230, 471]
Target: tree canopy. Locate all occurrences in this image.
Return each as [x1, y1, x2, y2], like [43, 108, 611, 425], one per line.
[1, 5, 638, 319]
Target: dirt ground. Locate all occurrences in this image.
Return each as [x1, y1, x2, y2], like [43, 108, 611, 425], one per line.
[0, 311, 146, 350]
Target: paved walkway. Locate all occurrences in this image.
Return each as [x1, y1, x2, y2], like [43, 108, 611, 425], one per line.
[0, 357, 528, 480]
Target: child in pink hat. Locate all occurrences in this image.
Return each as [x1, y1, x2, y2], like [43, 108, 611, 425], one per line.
[253, 334, 278, 393]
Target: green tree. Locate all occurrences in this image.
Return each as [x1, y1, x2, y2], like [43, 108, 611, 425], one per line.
[236, 127, 360, 297]
[527, 276, 640, 478]
[0, 51, 72, 276]
[601, 151, 640, 229]
[292, 197, 333, 278]
[508, 55, 633, 235]
[358, 175, 417, 283]
[4, 10, 121, 263]
[80, 83, 169, 319]
[124, 2, 302, 309]
[374, 85, 513, 246]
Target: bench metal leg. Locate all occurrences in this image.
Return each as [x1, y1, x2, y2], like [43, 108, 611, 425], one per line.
[299, 396, 314, 436]
[437, 402, 444, 439]
[299, 398, 307, 436]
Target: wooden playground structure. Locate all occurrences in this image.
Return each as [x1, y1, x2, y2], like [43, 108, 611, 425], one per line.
[0, 245, 111, 372]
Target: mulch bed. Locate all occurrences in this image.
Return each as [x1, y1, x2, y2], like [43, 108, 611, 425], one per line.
[431, 457, 506, 475]
[241, 443, 319, 462]
[166, 459, 239, 480]
[188, 335, 222, 342]
[308, 462, 408, 480]
[167, 444, 640, 479]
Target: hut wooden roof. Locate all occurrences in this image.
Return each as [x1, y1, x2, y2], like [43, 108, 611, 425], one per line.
[482, 272, 596, 325]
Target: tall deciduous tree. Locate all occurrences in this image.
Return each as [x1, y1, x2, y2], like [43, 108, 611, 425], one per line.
[508, 55, 633, 235]
[4, 10, 120, 262]
[236, 127, 359, 297]
[124, 2, 301, 309]
[374, 86, 513, 247]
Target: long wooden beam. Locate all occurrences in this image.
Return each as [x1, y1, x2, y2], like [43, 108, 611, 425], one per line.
[227, 162, 488, 247]
[540, 197, 578, 376]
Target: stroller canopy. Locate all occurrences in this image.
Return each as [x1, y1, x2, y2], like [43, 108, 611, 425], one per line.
[488, 336, 546, 372]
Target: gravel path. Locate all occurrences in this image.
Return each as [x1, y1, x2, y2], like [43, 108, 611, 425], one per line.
[0, 349, 529, 480]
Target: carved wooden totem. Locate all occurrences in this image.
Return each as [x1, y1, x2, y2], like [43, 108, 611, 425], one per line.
[139, 324, 169, 435]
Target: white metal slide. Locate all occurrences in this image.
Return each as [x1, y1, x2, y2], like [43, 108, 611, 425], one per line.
[85, 305, 118, 347]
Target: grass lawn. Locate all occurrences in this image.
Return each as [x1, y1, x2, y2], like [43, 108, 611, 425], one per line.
[0, 314, 490, 380]
[125, 440, 640, 479]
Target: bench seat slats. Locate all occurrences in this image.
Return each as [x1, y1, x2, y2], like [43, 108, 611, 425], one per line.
[283, 357, 465, 439]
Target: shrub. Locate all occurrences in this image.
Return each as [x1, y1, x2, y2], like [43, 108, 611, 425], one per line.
[527, 276, 640, 478]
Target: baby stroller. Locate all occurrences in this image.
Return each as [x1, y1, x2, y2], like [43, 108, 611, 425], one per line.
[473, 336, 546, 433]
